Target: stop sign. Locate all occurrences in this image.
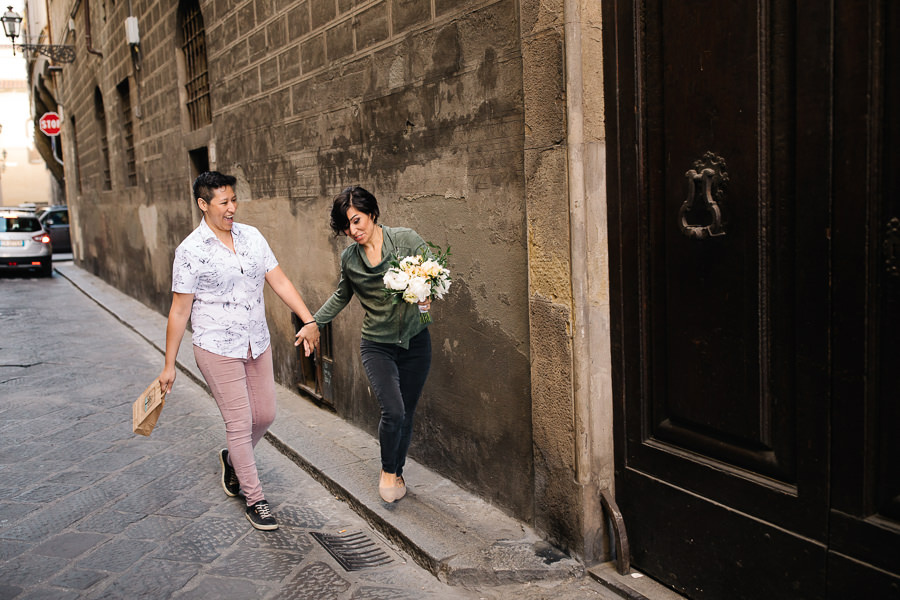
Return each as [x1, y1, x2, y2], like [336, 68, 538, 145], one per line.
[39, 112, 61, 137]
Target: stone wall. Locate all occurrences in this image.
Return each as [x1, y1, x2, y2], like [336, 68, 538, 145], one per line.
[520, 0, 579, 552]
[59, 0, 536, 520]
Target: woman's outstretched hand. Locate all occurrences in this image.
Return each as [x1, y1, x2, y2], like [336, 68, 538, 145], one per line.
[294, 322, 320, 357]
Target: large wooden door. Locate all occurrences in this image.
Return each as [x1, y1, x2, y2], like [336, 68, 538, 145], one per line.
[602, 1, 900, 598]
[829, 2, 900, 597]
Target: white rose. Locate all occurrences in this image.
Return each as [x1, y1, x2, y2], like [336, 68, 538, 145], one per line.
[421, 259, 442, 277]
[433, 277, 451, 299]
[383, 268, 410, 291]
[405, 276, 431, 303]
[400, 255, 421, 270]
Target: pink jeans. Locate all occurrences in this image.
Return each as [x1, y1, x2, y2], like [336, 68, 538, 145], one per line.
[193, 344, 276, 505]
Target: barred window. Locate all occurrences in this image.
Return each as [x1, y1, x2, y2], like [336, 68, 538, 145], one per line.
[293, 314, 335, 408]
[117, 79, 136, 186]
[179, 0, 211, 130]
[71, 116, 82, 193]
[93, 88, 111, 190]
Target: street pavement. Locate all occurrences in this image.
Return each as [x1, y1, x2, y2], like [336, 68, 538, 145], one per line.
[0, 267, 634, 600]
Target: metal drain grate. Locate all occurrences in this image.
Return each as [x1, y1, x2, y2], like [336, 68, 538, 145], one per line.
[310, 531, 394, 571]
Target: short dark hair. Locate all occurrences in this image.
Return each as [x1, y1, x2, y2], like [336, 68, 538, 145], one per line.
[193, 171, 237, 203]
[329, 185, 380, 236]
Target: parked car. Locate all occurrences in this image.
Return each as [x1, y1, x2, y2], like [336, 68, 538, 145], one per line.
[0, 211, 53, 277]
[37, 205, 70, 253]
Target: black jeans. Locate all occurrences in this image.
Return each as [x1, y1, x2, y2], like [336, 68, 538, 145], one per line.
[360, 329, 431, 476]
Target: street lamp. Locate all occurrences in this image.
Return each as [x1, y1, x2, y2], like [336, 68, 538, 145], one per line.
[1, 6, 21, 54]
[1, 6, 75, 62]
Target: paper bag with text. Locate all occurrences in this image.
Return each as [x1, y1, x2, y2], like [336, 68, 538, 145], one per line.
[132, 379, 165, 436]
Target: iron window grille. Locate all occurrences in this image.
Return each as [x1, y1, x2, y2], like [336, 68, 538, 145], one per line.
[118, 80, 136, 187]
[71, 116, 82, 193]
[180, 1, 211, 130]
[93, 88, 111, 190]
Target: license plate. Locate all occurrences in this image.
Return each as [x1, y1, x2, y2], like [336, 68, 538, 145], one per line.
[0, 240, 24, 247]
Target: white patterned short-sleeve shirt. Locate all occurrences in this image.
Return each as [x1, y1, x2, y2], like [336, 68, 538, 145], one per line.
[172, 219, 278, 359]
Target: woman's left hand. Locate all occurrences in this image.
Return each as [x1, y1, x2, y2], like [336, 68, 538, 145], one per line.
[418, 298, 432, 312]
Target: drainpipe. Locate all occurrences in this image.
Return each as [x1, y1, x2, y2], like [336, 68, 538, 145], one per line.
[126, 0, 142, 118]
[51, 136, 64, 166]
[43, 0, 52, 46]
[82, 0, 102, 57]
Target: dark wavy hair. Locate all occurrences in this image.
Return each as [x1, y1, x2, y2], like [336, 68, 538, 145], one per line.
[193, 171, 237, 203]
[329, 185, 380, 236]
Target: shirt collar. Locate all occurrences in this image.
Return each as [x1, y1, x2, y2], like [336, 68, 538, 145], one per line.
[198, 217, 242, 243]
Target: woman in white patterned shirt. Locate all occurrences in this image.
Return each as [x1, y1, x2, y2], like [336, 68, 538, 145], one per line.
[158, 171, 320, 531]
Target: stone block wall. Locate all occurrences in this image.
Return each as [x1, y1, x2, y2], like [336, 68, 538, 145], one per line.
[519, 0, 580, 551]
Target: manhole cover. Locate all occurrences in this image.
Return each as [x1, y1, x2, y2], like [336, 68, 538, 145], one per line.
[310, 531, 394, 571]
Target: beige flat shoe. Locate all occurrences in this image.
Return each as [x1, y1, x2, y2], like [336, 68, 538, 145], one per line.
[394, 475, 407, 501]
[379, 471, 397, 503]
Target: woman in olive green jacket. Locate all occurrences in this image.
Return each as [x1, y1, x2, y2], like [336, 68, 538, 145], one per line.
[307, 186, 432, 503]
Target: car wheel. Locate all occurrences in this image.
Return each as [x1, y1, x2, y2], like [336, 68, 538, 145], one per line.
[41, 260, 53, 277]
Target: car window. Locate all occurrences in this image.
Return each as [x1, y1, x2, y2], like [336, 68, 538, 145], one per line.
[41, 209, 69, 226]
[0, 216, 42, 233]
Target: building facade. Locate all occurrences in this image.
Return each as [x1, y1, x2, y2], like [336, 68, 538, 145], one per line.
[0, 78, 54, 206]
[0, 1, 55, 207]
[25, 0, 900, 598]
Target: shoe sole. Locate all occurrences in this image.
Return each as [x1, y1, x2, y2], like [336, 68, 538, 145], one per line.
[219, 449, 238, 498]
[245, 512, 278, 530]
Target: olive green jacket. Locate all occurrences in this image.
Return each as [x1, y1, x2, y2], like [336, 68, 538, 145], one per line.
[313, 225, 429, 349]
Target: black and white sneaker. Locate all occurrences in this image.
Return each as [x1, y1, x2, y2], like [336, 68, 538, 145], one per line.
[245, 500, 278, 530]
[219, 448, 241, 497]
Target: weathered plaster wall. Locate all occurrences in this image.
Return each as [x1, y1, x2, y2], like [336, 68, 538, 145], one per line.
[60, 0, 536, 520]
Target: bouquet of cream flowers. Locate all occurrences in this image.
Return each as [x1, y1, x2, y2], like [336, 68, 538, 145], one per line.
[382, 242, 451, 324]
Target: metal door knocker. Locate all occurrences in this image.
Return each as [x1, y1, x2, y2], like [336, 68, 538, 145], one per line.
[679, 152, 728, 239]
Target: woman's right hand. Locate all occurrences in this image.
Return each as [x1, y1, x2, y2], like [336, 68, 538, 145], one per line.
[158, 365, 176, 396]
